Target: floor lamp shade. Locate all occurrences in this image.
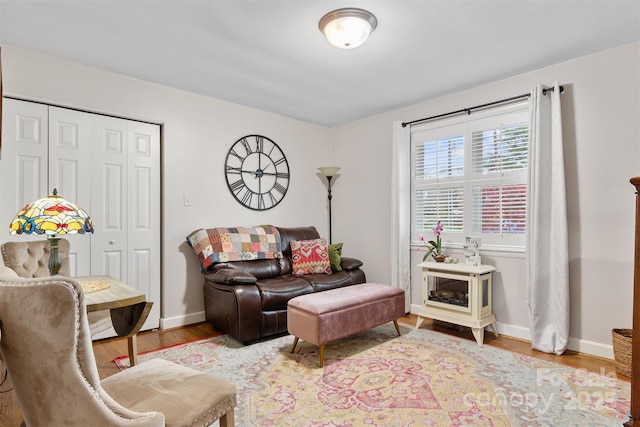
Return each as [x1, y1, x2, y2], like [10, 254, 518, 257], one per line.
[9, 188, 94, 275]
[318, 167, 341, 178]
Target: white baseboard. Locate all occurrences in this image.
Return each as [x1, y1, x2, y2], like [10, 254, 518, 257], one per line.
[160, 311, 206, 330]
[495, 321, 531, 341]
[496, 322, 614, 360]
[409, 304, 614, 360]
[567, 336, 614, 360]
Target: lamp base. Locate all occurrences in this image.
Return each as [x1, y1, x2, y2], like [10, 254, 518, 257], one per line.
[48, 236, 61, 276]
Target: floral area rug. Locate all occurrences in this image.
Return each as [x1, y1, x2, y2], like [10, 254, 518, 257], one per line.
[114, 324, 630, 426]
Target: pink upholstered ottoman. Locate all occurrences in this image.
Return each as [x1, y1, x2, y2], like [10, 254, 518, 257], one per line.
[287, 283, 405, 367]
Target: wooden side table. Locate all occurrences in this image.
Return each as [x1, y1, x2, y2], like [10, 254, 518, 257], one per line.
[412, 261, 498, 345]
[80, 275, 153, 366]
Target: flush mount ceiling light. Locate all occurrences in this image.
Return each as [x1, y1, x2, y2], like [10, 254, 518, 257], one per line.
[318, 8, 378, 49]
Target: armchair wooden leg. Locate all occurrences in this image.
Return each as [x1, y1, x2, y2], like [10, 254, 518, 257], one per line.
[219, 409, 235, 427]
[290, 337, 299, 353]
[127, 335, 138, 366]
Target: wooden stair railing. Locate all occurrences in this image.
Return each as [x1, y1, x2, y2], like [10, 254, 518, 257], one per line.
[627, 176, 640, 427]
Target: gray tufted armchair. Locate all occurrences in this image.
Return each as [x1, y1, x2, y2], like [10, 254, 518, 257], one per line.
[1, 239, 112, 336]
[0, 272, 236, 426]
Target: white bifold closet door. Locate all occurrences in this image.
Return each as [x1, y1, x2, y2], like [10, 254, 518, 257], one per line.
[0, 98, 161, 336]
[49, 105, 93, 275]
[88, 113, 161, 337]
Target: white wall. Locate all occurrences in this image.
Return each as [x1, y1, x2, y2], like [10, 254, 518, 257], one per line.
[331, 41, 640, 358]
[0, 46, 333, 329]
[2, 42, 638, 358]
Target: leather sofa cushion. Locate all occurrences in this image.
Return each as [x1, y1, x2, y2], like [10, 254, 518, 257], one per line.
[211, 259, 281, 280]
[266, 255, 362, 277]
[204, 269, 257, 284]
[256, 276, 314, 311]
[301, 270, 361, 292]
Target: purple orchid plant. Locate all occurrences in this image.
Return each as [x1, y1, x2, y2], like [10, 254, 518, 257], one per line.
[420, 220, 444, 261]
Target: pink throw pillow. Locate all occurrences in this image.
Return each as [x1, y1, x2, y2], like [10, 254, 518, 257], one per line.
[290, 238, 332, 275]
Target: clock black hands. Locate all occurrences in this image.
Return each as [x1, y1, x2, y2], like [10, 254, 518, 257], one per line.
[224, 135, 290, 211]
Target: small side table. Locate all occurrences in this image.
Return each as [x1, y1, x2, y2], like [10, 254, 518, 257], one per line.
[412, 261, 498, 345]
[80, 275, 153, 366]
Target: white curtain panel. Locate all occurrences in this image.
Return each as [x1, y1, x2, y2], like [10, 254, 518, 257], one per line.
[526, 82, 570, 355]
[391, 121, 411, 311]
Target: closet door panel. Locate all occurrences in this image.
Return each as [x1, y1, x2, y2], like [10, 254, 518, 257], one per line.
[16, 156, 44, 207]
[48, 107, 92, 276]
[127, 121, 160, 330]
[0, 99, 48, 241]
[103, 250, 124, 279]
[91, 115, 128, 281]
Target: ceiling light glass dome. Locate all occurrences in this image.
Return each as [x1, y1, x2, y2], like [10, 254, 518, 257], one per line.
[319, 8, 378, 49]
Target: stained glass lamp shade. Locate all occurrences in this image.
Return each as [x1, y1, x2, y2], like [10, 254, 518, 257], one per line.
[9, 189, 94, 275]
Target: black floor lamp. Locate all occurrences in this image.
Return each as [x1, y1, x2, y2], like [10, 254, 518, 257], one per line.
[318, 167, 340, 244]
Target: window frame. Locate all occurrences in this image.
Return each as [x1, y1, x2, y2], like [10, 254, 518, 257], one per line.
[410, 101, 530, 253]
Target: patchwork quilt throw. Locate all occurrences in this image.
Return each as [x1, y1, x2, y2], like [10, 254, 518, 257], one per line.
[186, 225, 282, 271]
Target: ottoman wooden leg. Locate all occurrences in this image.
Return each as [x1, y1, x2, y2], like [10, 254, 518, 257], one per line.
[393, 319, 401, 336]
[319, 344, 325, 368]
[290, 337, 299, 353]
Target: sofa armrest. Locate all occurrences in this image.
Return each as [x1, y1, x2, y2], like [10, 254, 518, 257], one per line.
[204, 269, 257, 285]
[340, 257, 363, 271]
[203, 281, 263, 343]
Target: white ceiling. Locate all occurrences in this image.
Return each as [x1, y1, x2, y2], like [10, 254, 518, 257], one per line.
[1, 1, 639, 127]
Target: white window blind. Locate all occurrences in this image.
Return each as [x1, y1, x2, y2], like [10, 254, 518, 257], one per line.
[411, 103, 530, 251]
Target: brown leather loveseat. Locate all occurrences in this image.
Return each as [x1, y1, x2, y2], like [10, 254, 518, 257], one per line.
[196, 226, 366, 343]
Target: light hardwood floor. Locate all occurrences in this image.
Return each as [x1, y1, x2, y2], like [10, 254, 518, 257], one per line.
[0, 316, 630, 426]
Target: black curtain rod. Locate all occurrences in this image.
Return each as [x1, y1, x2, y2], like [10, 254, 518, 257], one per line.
[401, 85, 564, 128]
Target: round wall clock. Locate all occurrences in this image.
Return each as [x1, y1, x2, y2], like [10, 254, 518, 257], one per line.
[224, 134, 290, 211]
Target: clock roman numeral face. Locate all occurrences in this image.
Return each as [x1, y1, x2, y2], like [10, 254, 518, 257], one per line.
[224, 135, 290, 211]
